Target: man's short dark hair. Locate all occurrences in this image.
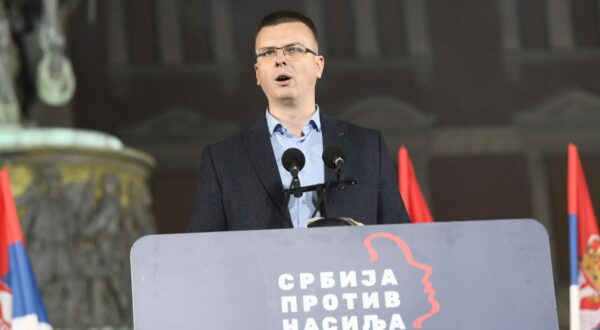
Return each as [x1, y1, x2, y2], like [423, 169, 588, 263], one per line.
[255, 10, 318, 45]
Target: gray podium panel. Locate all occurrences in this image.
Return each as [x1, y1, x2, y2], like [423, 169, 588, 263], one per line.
[131, 219, 558, 330]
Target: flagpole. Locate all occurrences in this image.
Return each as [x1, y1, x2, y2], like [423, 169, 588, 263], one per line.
[0, 169, 54, 329]
[568, 143, 580, 330]
[569, 213, 580, 330]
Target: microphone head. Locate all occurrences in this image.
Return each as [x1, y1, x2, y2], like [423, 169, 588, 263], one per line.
[282, 148, 305, 173]
[322, 145, 345, 168]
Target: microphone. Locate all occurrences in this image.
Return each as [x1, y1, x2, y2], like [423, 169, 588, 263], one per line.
[311, 145, 346, 219]
[282, 148, 305, 197]
[322, 145, 345, 168]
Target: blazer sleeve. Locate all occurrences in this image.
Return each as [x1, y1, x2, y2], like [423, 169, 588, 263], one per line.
[187, 146, 228, 232]
[376, 132, 411, 224]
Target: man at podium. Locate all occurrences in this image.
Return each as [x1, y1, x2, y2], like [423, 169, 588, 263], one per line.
[188, 10, 410, 232]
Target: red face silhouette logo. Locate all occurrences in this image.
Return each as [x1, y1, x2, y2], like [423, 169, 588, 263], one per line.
[364, 232, 440, 329]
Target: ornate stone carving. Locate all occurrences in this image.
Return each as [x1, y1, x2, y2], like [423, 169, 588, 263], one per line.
[514, 89, 600, 151]
[119, 107, 239, 172]
[338, 96, 436, 196]
[338, 96, 436, 153]
[2, 146, 154, 329]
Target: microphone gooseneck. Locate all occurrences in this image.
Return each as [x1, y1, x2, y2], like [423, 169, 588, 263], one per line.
[311, 145, 346, 218]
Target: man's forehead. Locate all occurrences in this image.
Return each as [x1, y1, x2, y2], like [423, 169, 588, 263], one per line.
[255, 22, 317, 49]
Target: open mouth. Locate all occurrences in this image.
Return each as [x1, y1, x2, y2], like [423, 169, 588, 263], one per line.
[276, 75, 291, 82]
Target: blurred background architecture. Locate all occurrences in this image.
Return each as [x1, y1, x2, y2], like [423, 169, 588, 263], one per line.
[2, 0, 600, 328]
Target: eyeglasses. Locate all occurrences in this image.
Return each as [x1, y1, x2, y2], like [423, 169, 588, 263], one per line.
[255, 43, 318, 61]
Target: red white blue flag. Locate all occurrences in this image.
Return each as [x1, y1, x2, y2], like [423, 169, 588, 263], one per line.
[0, 169, 52, 330]
[398, 146, 433, 223]
[568, 143, 600, 330]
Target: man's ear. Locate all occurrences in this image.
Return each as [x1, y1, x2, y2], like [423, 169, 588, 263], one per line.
[254, 63, 260, 85]
[315, 55, 325, 79]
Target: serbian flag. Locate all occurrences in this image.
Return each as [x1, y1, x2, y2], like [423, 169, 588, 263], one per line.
[0, 169, 52, 330]
[398, 146, 433, 222]
[569, 143, 600, 330]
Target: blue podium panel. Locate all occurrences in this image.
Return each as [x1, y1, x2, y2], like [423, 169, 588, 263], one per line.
[131, 219, 558, 330]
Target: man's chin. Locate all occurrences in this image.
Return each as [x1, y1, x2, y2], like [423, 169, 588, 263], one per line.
[269, 95, 295, 106]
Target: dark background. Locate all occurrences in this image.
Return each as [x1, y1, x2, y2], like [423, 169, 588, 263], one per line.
[56, 0, 600, 290]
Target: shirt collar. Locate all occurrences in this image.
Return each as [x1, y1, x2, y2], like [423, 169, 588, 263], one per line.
[265, 106, 321, 136]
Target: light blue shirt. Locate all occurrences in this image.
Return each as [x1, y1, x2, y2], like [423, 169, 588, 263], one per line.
[266, 108, 324, 228]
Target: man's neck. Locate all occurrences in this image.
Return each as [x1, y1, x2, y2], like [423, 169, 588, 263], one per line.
[269, 103, 316, 137]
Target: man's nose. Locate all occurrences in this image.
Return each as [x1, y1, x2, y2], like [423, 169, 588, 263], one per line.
[275, 49, 287, 65]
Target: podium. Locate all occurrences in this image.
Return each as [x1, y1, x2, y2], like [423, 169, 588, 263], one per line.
[130, 219, 558, 329]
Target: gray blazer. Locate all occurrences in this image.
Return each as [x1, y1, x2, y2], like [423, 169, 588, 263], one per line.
[187, 113, 410, 232]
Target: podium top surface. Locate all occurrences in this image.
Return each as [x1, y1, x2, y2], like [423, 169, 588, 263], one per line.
[131, 219, 558, 330]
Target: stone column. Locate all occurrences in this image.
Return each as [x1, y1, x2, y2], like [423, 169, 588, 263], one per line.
[0, 128, 155, 329]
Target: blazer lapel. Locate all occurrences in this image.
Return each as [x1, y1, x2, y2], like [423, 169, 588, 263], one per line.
[321, 113, 348, 216]
[242, 119, 291, 225]
[321, 113, 348, 179]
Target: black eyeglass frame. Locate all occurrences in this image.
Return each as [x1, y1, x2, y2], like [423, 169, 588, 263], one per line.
[255, 43, 318, 59]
